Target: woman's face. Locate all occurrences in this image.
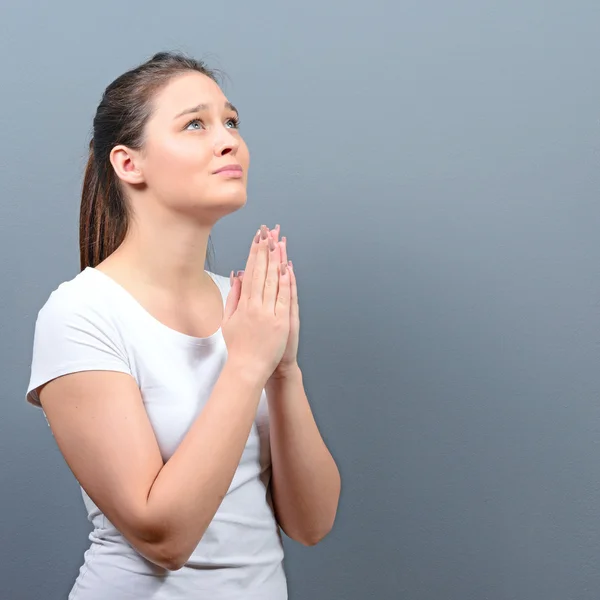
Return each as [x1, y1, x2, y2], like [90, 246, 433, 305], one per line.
[132, 71, 250, 221]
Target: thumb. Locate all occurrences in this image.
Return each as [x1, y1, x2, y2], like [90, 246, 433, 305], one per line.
[223, 272, 242, 323]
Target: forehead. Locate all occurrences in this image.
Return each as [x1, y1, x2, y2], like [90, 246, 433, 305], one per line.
[152, 72, 227, 115]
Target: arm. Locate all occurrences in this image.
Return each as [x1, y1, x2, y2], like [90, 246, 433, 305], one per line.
[40, 360, 265, 571]
[37, 227, 289, 571]
[258, 229, 340, 545]
[266, 365, 341, 546]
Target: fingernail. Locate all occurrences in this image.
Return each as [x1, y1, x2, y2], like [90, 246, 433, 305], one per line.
[230, 270, 234, 285]
[237, 270, 245, 277]
[280, 262, 288, 275]
[282, 236, 287, 245]
[254, 230, 260, 243]
[268, 237, 276, 251]
[260, 225, 268, 240]
[288, 260, 293, 269]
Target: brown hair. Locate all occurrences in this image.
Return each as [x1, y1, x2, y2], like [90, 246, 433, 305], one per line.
[79, 51, 219, 271]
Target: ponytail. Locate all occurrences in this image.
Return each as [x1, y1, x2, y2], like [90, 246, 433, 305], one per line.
[79, 141, 128, 271]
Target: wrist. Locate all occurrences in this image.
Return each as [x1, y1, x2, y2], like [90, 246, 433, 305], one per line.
[223, 357, 269, 392]
[269, 362, 302, 383]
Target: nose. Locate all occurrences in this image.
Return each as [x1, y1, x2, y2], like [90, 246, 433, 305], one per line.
[214, 128, 240, 157]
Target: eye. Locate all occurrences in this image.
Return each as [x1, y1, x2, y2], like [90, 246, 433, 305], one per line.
[185, 118, 204, 131]
[225, 116, 241, 129]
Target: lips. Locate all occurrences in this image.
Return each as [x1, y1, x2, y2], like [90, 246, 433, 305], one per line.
[213, 164, 243, 174]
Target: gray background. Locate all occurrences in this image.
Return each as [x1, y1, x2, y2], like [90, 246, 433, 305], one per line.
[1, 1, 600, 599]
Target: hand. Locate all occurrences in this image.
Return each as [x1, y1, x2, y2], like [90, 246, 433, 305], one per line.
[231, 225, 300, 377]
[222, 225, 291, 384]
[268, 225, 300, 378]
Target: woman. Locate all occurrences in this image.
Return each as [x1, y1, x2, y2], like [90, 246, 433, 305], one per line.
[26, 51, 341, 600]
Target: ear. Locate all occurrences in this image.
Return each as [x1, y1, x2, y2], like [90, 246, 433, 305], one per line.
[109, 144, 145, 185]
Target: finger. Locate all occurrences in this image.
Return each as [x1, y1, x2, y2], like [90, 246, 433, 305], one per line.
[240, 228, 261, 302]
[224, 273, 242, 322]
[264, 234, 281, 309]
[279, 236, 288, 266]
[289, 261, 299, 319]
[278, 238, 288, 308]
[250, 226, 270, 305]
[270, 224, 280, 244]
[275, 262, 291, 317]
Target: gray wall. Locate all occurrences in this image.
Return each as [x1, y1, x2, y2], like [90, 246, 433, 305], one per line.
[2, 1, 600, 598]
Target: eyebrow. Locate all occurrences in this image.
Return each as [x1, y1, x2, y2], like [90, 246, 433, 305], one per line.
[174, 102, 239, 119]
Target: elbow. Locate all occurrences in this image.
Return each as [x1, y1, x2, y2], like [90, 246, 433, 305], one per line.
[162, 558, 188, 572]
[300, 494, 340, 547]
[112, 505, 201, 571]
[289, 519, 335, 547]
[130, 521, 195, 572]
[278, 496, 340, 547]
[300, 525, 334, 547]
[143, 540, 192, 572]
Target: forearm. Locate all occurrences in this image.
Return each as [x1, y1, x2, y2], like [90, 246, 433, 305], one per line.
[142, 360, 266, 567]
[266, 365, 341, 545]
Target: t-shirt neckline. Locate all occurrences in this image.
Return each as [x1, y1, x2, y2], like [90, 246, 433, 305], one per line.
[83, 267, 225, 347]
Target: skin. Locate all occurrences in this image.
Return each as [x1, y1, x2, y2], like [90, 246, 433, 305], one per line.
[38, 71, 341, 571]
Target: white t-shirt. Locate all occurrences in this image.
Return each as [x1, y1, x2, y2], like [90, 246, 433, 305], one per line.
[26, 267, 287, 600]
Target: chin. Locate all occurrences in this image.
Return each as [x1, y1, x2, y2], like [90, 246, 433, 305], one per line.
[216, 188, 247, 211]
[192, 190, 247, 222]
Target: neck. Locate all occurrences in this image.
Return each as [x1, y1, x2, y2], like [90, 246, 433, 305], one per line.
[105, 208, 213, 296]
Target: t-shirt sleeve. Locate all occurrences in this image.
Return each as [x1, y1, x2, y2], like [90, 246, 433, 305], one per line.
[26, 288, 132, 407]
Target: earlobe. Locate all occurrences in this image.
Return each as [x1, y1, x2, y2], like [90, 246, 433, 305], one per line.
[110, 145, 145, 185]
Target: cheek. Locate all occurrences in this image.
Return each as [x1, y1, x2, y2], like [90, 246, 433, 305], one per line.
[239, 139, 250, 166]
[146, 135, 212, 183]
[236, 142, 250, 178]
